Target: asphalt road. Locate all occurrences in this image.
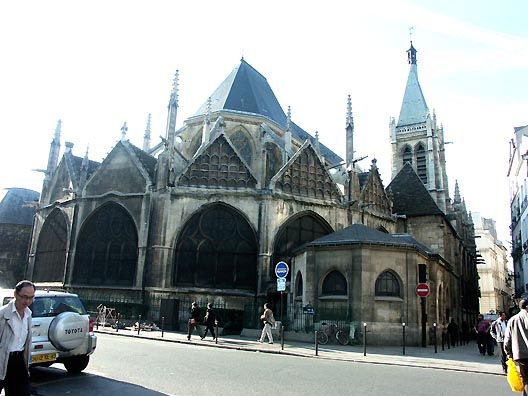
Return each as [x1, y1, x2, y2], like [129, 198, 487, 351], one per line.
[28, 333, 513, 396]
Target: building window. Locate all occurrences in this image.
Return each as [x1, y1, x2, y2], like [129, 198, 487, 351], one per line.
[230, 130, 253, 166]
[34, 209, 68, 282]
[402, 146, 412, 166]
[321, 270, 347, 296]
[272, 213, 333, 280]
[73, 203, 138, 286]
[295, 272, 303, 298]
[375, 271, 401, 297]
[416, 143, 427, 184]
[173, 203, 257, 291]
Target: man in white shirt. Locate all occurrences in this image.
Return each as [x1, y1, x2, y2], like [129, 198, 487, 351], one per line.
[490, 311, 508, 373]
[0, 280, 35, 396]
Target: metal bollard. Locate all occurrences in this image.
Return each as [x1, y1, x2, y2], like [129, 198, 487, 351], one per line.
[441, 332, 445, 351]
[363, 322, 367, 356]
[433, 322, 437, 353]
[281, 325, 284, 351]
[161, 316, 165, 338]
[137, 314, 141, 335]
[215, 320, 219, 344]
[315, 330, 319, 356]
[402, 322, 406, 355]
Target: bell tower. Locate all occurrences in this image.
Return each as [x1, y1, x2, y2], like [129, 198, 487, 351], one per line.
[390, 41, 450, 213]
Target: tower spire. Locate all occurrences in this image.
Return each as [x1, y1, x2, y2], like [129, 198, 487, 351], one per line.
[314, 130, 320, 155]
[166, 69, 179, 147]
[454, 180, 461, 203]
[143, 113, 152, 151]
[345, 95, 354, 168]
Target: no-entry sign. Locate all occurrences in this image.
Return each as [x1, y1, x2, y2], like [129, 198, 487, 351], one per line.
[415, 283, 431, 298]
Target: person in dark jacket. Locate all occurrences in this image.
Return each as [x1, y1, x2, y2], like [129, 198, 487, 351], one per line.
[201, 303, 217, 340]
[187, 302, 203, 340]
[447, 318, 459, 347]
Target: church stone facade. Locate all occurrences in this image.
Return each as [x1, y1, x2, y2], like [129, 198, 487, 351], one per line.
[27, 44, 479, 345]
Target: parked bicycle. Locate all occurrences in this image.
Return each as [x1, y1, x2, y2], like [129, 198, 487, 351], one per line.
[316, 322, 349, 345]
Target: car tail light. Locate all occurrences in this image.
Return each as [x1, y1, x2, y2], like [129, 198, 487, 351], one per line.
[89, 316, 94, 332]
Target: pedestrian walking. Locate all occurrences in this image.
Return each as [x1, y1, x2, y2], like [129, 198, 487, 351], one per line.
[258, 303, 275, 344]
[201, 303, 217, 340]
[447, 318, 459, 347]
[490, 311, 508, 373]
[475, 314, 493, 355]
[504, 299, 528, 395]
[0, 280, 35, 396]
[187, 301, 203, 340]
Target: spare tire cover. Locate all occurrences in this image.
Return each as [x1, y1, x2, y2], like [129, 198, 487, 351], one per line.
[48, 312, 88, 351]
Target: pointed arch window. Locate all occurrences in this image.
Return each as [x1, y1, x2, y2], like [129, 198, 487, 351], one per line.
[34, 209, 68, 282]
[375, 270, 401, 297]
[416, 143, 427, 184]
[295, 272, 303, 298]
[173, 203, 257, 291]
[402, 146, 412, 166]
[264, 142, 282, 186]
[73, 203, 138, 286]
[322, 270, 347, 296]
[271, 213, 333, 280]
[230, 130, 253, 166]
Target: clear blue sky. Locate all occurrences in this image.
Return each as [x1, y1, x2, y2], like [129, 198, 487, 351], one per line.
[0, 0, 526, 245]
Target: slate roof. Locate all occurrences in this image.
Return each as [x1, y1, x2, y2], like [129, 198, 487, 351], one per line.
[397, 63, 429, 127]
[194, 59, 342, 166]
[514, 125, 528, 133]
[303, 223, 434, 255]
[387, 163, 443, 216]
[127, 142, 157, 181]
[68, 155, 100, 182]
[0, 188, 39, 225]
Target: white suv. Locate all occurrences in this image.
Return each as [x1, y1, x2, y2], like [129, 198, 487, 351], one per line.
[1, 289, 97, 373]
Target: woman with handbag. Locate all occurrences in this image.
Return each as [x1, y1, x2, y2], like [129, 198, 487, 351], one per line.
[187, 302, 203, 340]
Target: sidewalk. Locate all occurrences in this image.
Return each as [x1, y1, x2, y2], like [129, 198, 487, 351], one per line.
[94, 327, 504, 375]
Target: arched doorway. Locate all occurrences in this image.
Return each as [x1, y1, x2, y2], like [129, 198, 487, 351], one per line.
[173, 203, 258, 291]
[72, 203, 138, 286]
[33, 209, 68, 282]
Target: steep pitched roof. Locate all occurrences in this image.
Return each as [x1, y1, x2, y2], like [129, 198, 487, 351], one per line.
[125, 142, 157, 182]
[194, 59, 342, 165]
[387, 163, 443, 216]
[397, 63, 429, 127]
[0, 188, 39, 225]
[66, 154, 100, 188]
[303, 223, 434, 255]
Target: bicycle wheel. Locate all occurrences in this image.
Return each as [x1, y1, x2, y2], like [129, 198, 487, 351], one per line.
[336, 330, 349, 346]
[317, 330, 329, 345]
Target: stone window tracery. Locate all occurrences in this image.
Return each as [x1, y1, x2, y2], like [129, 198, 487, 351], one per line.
[416, 143, 427, 184]
[33, 209, 68, 282]
[173, 204, 257, 291]
[73, 203, 138, 286]
[375, 270, 401, 297]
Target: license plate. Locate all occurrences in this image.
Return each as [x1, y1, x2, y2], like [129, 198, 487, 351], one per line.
[31, 353, 57, 364]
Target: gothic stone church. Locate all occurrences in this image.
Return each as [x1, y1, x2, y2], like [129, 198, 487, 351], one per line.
[27, 43, 479, 345]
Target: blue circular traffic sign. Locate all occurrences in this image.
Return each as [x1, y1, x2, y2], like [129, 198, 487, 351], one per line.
[275, 261, 289, 278]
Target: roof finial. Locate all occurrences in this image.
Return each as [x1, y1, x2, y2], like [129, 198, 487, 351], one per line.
[315, 130, 320, 154]
[454, 180, 461, 203]
[286, 106, 292, 131]
[82, 145, 89, 169]
[346, 95, 353, 127]
[170, 70, 179, 107]
[166, 70, 179, 146]
[143, 113, 152, 151]
[407, 33, 417, 65]
[206, 97, 212, 123]
[121, 121, 128, 141]
[54, 119, 62, 141]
